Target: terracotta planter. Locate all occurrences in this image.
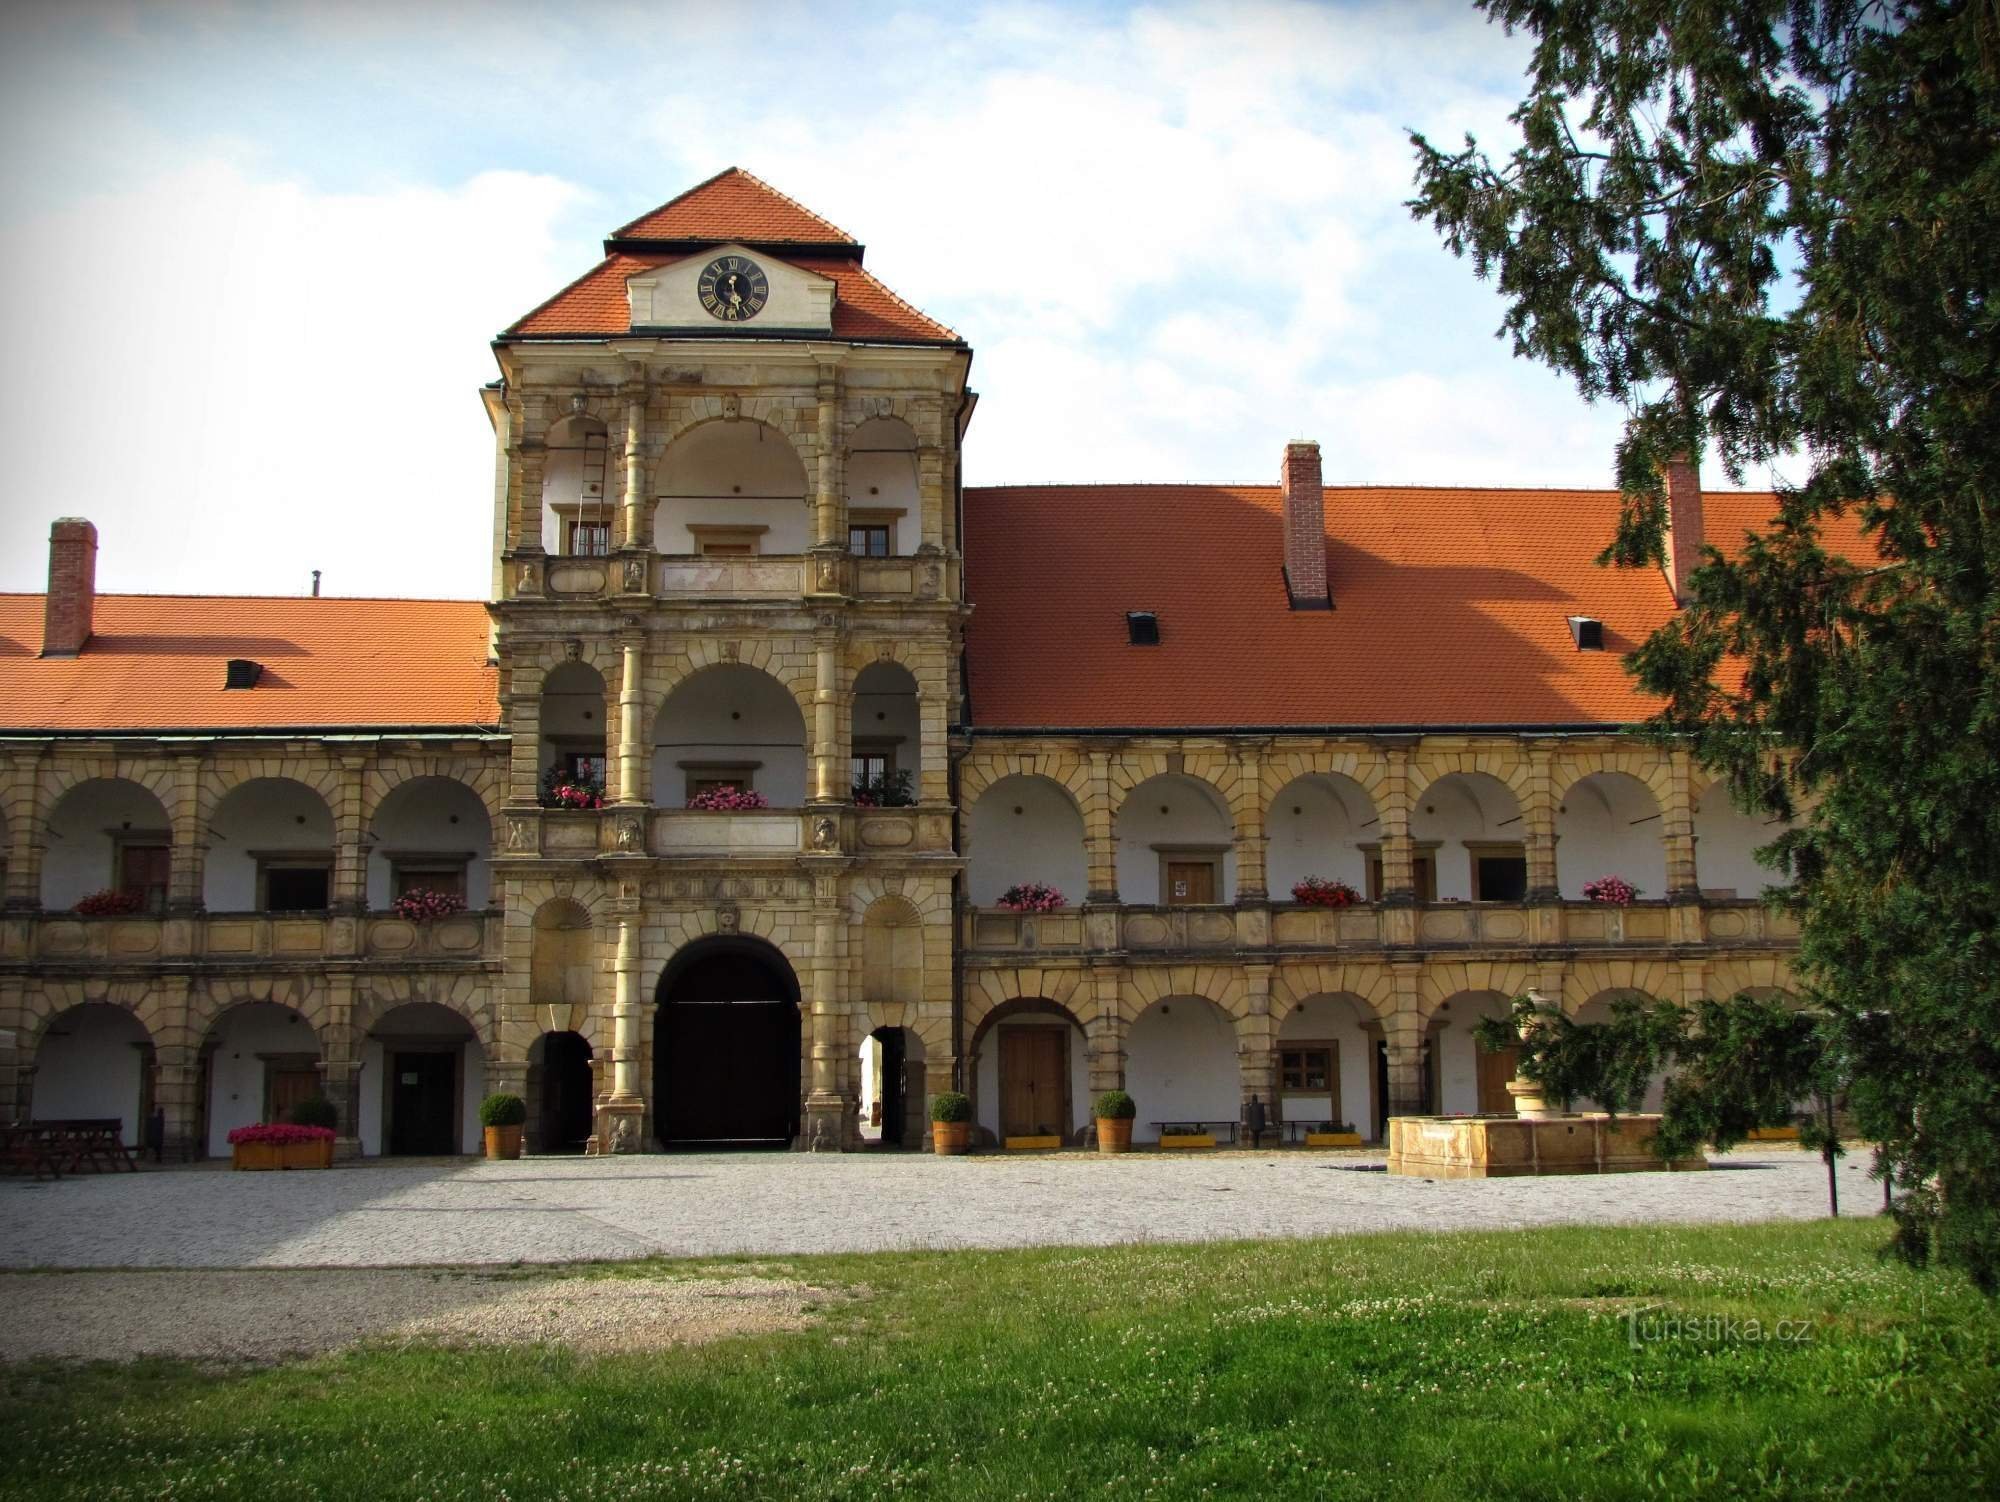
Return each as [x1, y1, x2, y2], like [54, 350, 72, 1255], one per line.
[484, 1124, 524, 1160]
[931, 1121, 971, 1155]
[1097, 1117, 1133, 1154]
[232, 1138, 333, 1171]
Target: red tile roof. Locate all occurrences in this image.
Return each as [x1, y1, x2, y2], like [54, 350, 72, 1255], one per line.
[0, 595, 498, 734]
[611, 168, 857, 247]
[960, 483, 1839, 730]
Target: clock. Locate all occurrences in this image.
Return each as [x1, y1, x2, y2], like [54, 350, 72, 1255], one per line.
[697, 255, 770, 322]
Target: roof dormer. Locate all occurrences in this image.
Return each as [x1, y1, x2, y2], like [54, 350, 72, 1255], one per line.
[626, 244, 836, 336]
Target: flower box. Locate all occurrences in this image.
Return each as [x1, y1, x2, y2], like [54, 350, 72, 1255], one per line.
[1747, 1125, 1800, 1142]
[1158, 1131, 1215, 1149]
[1003, 1134, 1062, 1151]
[232, 1137, 334, 1171]
[1304, 1131, 1363, 1147]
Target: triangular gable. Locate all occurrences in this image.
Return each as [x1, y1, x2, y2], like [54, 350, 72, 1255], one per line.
[611, 167, 859, 252]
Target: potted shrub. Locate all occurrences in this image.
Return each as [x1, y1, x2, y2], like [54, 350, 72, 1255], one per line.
[852, 769, 916, 807]
[1291, 876, 1360, 908]
[288, 1096, 339, 1132]
[1094, 1089, 1136, 1154]
[929, 1090, 972, 1155]
[997, 882, 1066, 913]
[228, 1122, 335, 1170]
[480, 1092, 527, 1159]
[540, 763, 606, 810]
[1304, 1120, 1363, 1148]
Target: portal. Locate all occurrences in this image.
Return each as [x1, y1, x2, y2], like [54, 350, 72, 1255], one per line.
[653, 937, 802, 1148]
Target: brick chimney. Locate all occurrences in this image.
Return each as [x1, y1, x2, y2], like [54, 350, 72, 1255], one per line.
[1281, 440, 1329, 609]
[41, 518, 98, 658]
[1662, 454, 1704, 605]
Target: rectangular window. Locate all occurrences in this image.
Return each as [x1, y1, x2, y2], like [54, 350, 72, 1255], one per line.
[392, 863, 467, 900]
[1473, 852, 1529, 902]
[688, 772, 752, 798]
[263, 864, 331, 913]
[687, 524, 768, 557]
[117, 843, 171, 913]
[1280, 1047, 1333, 1093]
[848, 524, 890, 557]
[1366, 853, 1436, 902]
[560, 751, 605, 784]
[851, 752, 890, 786]
[565, 520, 611, 557]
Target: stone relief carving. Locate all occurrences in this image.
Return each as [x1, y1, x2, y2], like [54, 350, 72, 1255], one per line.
[812, 816, 839, 852]
[716, 904, 740, 934]
[562, 637, 583, 662]
[623, 555, 648, 593]
[517, 561, 541, 595]
[506, 816, 536, 851]
[617, 816, 643, 853]
[722, 393, 741, 421]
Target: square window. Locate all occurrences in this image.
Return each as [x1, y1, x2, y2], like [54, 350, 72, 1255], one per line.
[566, 521, 610, 557]
[264, 865, 330, 913]
[849, 525, 890, 557]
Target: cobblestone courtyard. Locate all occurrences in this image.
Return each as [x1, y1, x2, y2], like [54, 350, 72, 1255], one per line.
[0, 1147, 1868, 1269]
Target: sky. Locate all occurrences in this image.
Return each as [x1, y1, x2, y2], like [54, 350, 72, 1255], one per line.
[0, 0, 1766, 602]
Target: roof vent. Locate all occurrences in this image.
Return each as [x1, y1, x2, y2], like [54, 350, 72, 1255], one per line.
[224, 658, 264, 689]
[1567, 616, 1605, 651]
[1126, 611, 1161, 646]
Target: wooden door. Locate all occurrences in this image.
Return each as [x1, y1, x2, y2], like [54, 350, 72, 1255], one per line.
[389, 1051, 457, 1154]
[1477, 1046, 1520, 1115]
[1165, 861, 1215, 906]
[267, 1067, 320, 1124]
[999, 1027, 1066, 1137]
[119, 844, 171, 912]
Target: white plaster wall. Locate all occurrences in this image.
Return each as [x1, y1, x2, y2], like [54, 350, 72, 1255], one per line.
[1411, 774, 1521, 901]
[1693, 798, 1791, 898]
[33, 1005, 147, 1143]
[360, 1004, 484, 1156]
[627, 246, 835, 332]
[204, 779, 335, 912]
[540, 437, 613, 553]
[1556, 774, 1667, 899]
[1428, 992, 1513, 1115]
[966, 776, 1088, 906]
[204, 1004, 320, 1155]
[851, 664, 920, 786]
[1276, 996, 1373, 1132]
[42, 779, 170, 910]
[1266, 776, 1373, 898]
[1125, 1000, 1239, 1144]
[653, 666, 808, 805]
[1116, 777, 1236, 904]
[654, 419, 810, 552]
[367, 779, 492, 909]
[846, 418, 918, 552]
[973, 1013, 1088, 1141]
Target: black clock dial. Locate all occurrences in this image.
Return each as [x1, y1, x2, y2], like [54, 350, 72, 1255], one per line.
[697, 255, 770, 322]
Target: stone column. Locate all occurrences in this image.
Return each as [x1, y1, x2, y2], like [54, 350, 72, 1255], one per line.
[0, 976, 25, 1125]
[1238, 963, 1277, 1142]
[3, 757, 46, 911]
[324, 974, 362, 1159]
[1523, 743, 1560, 902]
[505, 670, 545, 806]
[330, 757, 369, 913]
[917, 671, 949, 806]
[1383, 962, 1426, 1120]
[1084, 750, 1118, 903]
[620, 379, 648, 550]
[154, 1038, 200, 1162]
[1086, 965, 1126, 1100]
[601, 909, 645, 1152]
[813, 366, 844, 549]
[510, 438, 547, 555]
[804, 877, 847, 1149]
[810, 635, 844, 804]
[917, 442, 948, 552]
[616, 632, 647, 805]
[166, 753, 207, 914]
[1234, 745, 1268, 901]
[1664, 747, 1700, 899]
[1379, 745, 1416, 901]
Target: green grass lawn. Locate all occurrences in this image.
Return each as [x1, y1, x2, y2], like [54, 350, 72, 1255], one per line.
[3, 1219, 1996, 1500]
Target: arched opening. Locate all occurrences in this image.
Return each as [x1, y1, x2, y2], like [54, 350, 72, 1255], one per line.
[1116, 774, 1235, 905]
[362, 1001, 482, 1156]
[541, 411, 613, 556]
[530, 899, 594, 1008]
[966, 774, 1087, 907]
[1693, 790, 1793, 899]
[1556, 772, 1666, 900]
[368, 777, 493, 910]
[653, 936, 802, 1149]
[654, 419, 809, 555]
[1573, 990, 1667, 1111]
[844, 416, 919, 556]
[1407, 772, 1524, 902]
[1424, 990, 1517, 1116]
[653, 664, 808, 807]
[204, 778, 336, 913]
[41, 778, 172, 913]
[30, 1003, 152, 1145]
[1276, 994, 1379, 1138]
[528, 1031, 595, 1154]
[200, 1001, 321, 1156]
[969, 998, 1087, 1146]
[1125, 996, 1239, 1143]
[539, 661, 608, 806]
[859, 1025, 927, 1149]
[850, 661, 920, 803]
[1267, 774, 1375, 900]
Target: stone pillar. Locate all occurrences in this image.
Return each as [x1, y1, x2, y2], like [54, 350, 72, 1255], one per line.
[917, 442, 947, 551]
[1380, 745, 1416, 901]
[1086, 965, 1126, 1099]
[1235, 745, 1268, 900]
[154, 1042, 200, 1161]
[0, 976, 24, 1125]
[331, 757, 369, 913]
[804, 877, 847, 1150]
[813, 366, 844, 549]
[917, 675, 949, 806]
[506, 670, 545, 806]
[4, 757, 46, 911]
[616, 632, 647, 805]
[510, 437, 547, 556]
[166, 753, 207, 914]
[1664, 748, 1700, 900]
[620, 379, 648, 550]
[810, 635, 844, 804]
[600, 909, 645, 1152]
[1383, 962, 1426, 1120]
[1524, 743, 1560, 902]
[1238, 963, 1277, 1141]
[324, 974, 362, 1159]
[1084, 750, 1118, 903]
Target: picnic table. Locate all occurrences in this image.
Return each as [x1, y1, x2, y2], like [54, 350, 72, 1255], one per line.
[0, 1119, 138, 1180]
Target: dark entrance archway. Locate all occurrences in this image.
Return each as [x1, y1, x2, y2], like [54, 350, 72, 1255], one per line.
[532, 1031, 594, 1154]
[654, 937, 802, 1149]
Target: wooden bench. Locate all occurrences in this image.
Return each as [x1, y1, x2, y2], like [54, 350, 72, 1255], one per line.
[35, 1119, 139, 1174]
[0, 1124, 64, 1181]
[1151, 1120, 1240, 1145]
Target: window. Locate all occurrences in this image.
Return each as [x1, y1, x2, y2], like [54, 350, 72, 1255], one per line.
[687, 524, 768, 557]
[1126, 611, 1161, 645]
[392, 862, 467, 900]
[565, 520, 611, 557]
[1365, 849, 1437, 902]
[851, 751, 890, 786]
[560, 751, 605, 784]
[849, 525, 890, 557]
[1470, 845, 1529, 902]
[116, 841, 171, 913]
[1280, 1047, 1334, 1092]
[260, 861, 331, 913]
[684, 764, 758, 799]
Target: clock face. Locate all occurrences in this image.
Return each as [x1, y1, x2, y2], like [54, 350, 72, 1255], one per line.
[697, 255, 770, 322]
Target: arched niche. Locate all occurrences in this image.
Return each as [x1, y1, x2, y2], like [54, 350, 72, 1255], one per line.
[42, 778, 172, 912]
[844, 416, 919, 556]
[361, 1000, 484, 1156]
[1266, 774, 1375, 899]
[367, 777, 492, 909]
[653, 664, 808, 807]
[1117, 774, 1235, 906]
[1556, 772, 1665, 900]
[32, 1002, 152, 1145]
[969, 998, 1088, 1146]
[541, 411, 613, 557]
[1125, 996, 1239, 1144]
[540, 661, 608, 800]
[1275, 993, 1378, 1137]
[1423, 990, 1517, 1116]
[859, 897, 922, 1008]
[1409, 773, 1524, 902]
[850, 661, 920, 801]
[654, 419, 809, 555]
[201, 1001, 321, 1156]
[1693, 792, 1792, 900]
[204, 777, 336, 913]
[530, 899, 595, 1008]
[966, 774, 1087, 907]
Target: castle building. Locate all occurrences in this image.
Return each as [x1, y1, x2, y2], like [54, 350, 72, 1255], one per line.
[0, 170, 1806, 1158]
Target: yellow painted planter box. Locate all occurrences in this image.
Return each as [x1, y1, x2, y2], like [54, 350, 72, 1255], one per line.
[231, 1138, 333, 1171]
[1304, 1132, 1363, 1147]
[1158, 1133, 1215, 1149]
[1747, 1126, 1800, 1142]
[1003, 1134, 1062, 1151]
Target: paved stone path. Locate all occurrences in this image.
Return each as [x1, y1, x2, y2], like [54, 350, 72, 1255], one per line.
[0, 1147, 1867, 1269]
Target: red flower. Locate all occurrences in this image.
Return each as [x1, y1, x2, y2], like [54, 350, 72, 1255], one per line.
[227, 1123, 335, 1145]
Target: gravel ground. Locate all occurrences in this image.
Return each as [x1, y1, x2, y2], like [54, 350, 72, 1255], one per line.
[0, 1146, 1863, 1271]
[0, 1268, 830, 1363]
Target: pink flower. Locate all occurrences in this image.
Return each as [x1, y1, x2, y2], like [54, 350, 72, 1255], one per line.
[394, 887, 467, 923]
[1582, 876, 1640, 906]
[227, 1123, 335, 1145]
[686, 788, 770, 811]
[998, 882, 1066, 913]
[1291, 876, 1360, 908]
